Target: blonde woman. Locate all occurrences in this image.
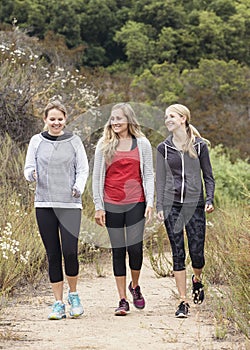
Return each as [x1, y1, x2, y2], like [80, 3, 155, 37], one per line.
[24, 100, 89, 320]
[156, 104, 215, 318]
[93, 103, 154, 315]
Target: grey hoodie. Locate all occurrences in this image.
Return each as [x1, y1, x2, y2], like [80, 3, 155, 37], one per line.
[24, 132, 89, 209]
[156, 135, 215, 212]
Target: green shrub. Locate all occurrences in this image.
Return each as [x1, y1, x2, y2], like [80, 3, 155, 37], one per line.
[210, 145, 250, 205]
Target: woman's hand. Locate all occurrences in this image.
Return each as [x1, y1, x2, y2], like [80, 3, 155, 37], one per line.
[72, 187, 81, 198]
[95, 210, 106, 227]
[157, 210, 164, 222]
[205, 203, 214, 213]
[144, 205, 153, 224]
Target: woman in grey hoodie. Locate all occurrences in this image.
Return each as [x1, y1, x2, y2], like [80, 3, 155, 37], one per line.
[156, 104, 215, 318]
[24, 100, 89, 320]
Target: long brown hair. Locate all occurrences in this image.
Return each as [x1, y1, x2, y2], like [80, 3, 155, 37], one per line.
[101, 103, 144, 163]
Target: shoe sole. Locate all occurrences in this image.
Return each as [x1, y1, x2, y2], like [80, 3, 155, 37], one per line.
[133, 304, 145, 309]
[48, 314, 66, 320]
[175, 313, 188, 318]
[69, 312, 84, 318]
[192, 289, 204, 304]
[192, 276, 204, 304]
[114, 309, 130, 316]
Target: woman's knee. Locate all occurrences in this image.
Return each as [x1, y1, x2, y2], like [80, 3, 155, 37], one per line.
[64, 252, 79, 276]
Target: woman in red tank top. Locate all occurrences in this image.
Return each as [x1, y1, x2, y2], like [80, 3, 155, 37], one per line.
[93, 103, 154, 316]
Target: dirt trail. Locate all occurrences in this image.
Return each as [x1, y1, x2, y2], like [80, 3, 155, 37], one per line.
[0, 256, 248, 350]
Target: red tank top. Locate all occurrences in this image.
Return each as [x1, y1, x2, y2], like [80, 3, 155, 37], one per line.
[104, 146, 145, 204]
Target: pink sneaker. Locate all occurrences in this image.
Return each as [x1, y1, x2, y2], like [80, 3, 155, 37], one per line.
[128, 282, 145, 309]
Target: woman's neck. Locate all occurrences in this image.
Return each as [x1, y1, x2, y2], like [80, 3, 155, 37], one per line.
[172, 130, 187, 150]
[118, 132, 131, 140]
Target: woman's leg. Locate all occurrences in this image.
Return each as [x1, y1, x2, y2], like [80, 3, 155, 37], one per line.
[105, 203, 127, 300]
[185, 205, 206, 303]
[57, 209, 81, 292]
[185, 205, 206, 273]
[36, 208, 64, 301]
[58, 208, 84, 316]
[126, 202, 146, 288]
[125, 203, 146, 309]
[164, 205, 187, 301]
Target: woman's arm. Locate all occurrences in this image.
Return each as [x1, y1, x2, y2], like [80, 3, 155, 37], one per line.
[199, 142, 215, 206]
[141, 137, 154, 208]
[92, 139, 105, 211]
[73, 136, 89, 196]
[24, 135, 40, 182]
[156, 145, 166, 213]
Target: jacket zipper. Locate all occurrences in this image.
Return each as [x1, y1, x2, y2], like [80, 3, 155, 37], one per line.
[180, 151, 185, 203]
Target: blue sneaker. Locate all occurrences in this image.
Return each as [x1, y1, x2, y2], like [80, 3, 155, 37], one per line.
[48, 301, 66, 320]
[68, 291, 84, 318]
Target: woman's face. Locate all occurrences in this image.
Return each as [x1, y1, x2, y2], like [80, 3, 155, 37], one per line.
[44, 108, 66, 136]
[164, 110, 185, 132]
[110, 108, 129, 136]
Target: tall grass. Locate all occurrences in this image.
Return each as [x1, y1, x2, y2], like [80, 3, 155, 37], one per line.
[0, 192, 46, 296]
[0, 135, 46, 299]
[205, 205, 249, 338]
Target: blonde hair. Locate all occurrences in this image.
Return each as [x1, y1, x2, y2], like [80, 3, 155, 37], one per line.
[43, 100, 67, 131]
[101, 103, 144, 163]
[166, 104, 210, 158]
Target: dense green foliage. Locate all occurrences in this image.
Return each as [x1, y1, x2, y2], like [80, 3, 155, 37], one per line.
[0, 0, 250, 69]
[0, 0, 249, 158]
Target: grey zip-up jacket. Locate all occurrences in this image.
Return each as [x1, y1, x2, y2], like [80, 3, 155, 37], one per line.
[92, 136, 154, 211]
[156, 135, 215, 212]
[24, 132, 89, 209]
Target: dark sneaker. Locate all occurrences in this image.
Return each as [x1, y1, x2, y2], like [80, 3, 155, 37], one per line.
[128, 282, 145, 309]
[115, 298, 130, 316]
[192, 275, 204, 304]
[175, 301, 190, 318]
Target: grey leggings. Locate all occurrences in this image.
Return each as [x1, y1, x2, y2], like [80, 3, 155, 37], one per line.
[164, 203, 206, 271]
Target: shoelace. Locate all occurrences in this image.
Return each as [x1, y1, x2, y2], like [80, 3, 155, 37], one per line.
[53, 302, 64, 312]
[179, 301, 189, 312]
[70, 295, 80, 308]
[119, 299, 127, 308]
[133, 286, 142, 299]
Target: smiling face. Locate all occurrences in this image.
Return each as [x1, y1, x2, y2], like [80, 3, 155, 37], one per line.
[110, 108, 129, 137]
[164, 110, 186, 133]
[44, 108, 66, 136]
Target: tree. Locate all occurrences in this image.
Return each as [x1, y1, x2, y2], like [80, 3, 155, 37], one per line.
[114, 20, 156, 72]
[130, 0, 186, 31]
[181, 59, 250, 157]
[132, 61, 183, 107]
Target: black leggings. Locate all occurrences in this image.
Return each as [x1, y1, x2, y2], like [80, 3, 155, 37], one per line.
[36, 208, 81, 283]
[105, 202, 146, 277]
[164, 204, 206, 271]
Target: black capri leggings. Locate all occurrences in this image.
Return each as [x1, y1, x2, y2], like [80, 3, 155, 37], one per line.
[164, 204, 206, 271]
[36, 208, 81, 283]
[105, 202, 146, 277]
